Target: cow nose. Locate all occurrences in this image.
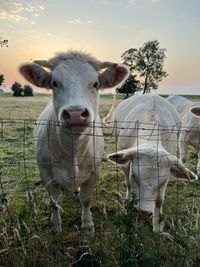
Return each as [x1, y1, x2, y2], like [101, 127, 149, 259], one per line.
[62, 107, 90, 125]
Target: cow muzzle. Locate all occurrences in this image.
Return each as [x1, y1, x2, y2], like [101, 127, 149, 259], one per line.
[61, 106, 90, 126]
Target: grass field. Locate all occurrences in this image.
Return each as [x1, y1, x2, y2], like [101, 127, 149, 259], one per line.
[0, 94, 200, 266]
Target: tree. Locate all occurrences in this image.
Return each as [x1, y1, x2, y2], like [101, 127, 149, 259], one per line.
[116, 74, 140, 98]
[24, 84, 33, 96]
[11, 82, 23, 97]
[0, 73, 4, 86]
[121, 40, 168, 94]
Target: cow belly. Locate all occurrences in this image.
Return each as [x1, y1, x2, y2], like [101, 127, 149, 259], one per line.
[54, 169, 90, 192]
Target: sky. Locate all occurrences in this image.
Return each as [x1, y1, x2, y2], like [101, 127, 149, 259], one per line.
[0, 0, 200, 95]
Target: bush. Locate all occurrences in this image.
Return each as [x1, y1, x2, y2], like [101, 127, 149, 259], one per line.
[24, 85, 33, 97]
[11, 82, 23, 97]
[11, 82, 34, 97]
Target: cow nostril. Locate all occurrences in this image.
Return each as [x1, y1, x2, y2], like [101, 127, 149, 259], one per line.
[63, 110, 70, 119]
[81, 109, 89, 118]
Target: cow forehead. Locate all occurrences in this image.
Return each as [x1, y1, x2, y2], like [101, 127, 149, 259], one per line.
[131, 154, 171, 181]
[52, 61, 98, 82]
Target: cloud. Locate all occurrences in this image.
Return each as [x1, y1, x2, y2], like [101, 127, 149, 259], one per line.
[67, 19, 81, 24]
[127, 0, 160, 4]
[66, 19, 94, 25]
[87, 20, 94, 24]
[0, 0, 44, 24]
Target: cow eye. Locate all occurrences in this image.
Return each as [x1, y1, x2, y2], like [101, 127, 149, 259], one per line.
[93, 82, 99, 89]
[51, 80, 57, 88]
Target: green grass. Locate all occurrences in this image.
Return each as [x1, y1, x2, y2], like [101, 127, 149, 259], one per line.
[0, 94, 200, 266]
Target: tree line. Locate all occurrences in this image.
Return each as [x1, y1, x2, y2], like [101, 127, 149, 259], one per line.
[0, 76, 34, 97]
[11, 82, 34, 97]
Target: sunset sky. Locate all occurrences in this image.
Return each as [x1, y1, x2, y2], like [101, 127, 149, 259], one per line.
[0, 0, 199, 94]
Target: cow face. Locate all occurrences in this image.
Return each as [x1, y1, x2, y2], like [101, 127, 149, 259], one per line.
[19, 58, 129, 130]
[50, 61, 100, 128]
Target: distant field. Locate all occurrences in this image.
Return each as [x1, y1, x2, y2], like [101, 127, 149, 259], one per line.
[0, 92, 199, 120]
[100, 93, 200, 100]
[1, 91, 200, 99]
[0, 93, 200, 266]
[0, 94, 115, 120]
[1, 92, 199, 122]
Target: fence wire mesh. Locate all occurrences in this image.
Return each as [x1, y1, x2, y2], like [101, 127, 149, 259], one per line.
[0, 118, 199, 267]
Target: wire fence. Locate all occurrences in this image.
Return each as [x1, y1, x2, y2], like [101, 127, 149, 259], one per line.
[0, 118, 199, 267]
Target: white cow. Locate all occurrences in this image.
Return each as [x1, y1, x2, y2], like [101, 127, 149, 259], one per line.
[166, 95, 190, 114]
[108, 94, 197, 233]
[167, 95, 200, 174]
[19, 51, 129, 232]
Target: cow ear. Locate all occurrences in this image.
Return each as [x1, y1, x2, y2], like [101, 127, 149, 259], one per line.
[108, 150, 132, 165]
[19, 63, 52, 89]
[170, 162, 198, 181]
[99, 64, 130, 89]
[190, 106, 200, 117]
[108, 145, 157, 165]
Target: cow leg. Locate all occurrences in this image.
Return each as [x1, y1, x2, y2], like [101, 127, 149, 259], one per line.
[197, 150, 200, 175]
[179, 134, 188, 163]
[79, 180, 94, 231]
[46, 180, 63, 233]
[153, 198, 164, 233]
[153, 182, 168, 233]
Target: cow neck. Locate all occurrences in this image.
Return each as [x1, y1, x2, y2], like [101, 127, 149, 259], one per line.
[137, 123, 163, 148]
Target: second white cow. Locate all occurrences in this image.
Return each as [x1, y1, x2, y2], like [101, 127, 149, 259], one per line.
[108, 94, 197, 233]
[19, 51, 129, 232]
[167, 95, 200, 175]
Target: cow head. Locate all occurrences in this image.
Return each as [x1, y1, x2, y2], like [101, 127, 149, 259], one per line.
[19, 52, 130, 130]
[108, 144, 198, 214]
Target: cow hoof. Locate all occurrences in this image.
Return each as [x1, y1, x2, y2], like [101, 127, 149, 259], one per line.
[160, 232, 174, 242]
[52, 226, 62, 234]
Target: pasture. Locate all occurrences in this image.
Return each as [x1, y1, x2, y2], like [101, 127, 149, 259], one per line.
[0, 94, 200, 267]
